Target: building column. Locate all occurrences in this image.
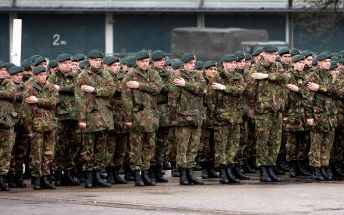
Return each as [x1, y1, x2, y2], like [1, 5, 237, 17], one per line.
[105, 13, 114, 55]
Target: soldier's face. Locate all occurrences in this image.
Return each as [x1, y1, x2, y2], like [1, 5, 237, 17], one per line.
[263, 52, 278, 63]
[11, 73, 23, 84]
[280, 54, 291, 64]
[58, 60, 72, 73]
[223, 61, 236, 72]
[205, 67, 217, 78]
[0, 68, 8, 79]
[136, 58, 150, 71]
[245, 60, 251, 68]
[318, 59, 331, 70]
[153, 59, 165, 70]
[36, 72, 47, 84]
[110, 62, 121, 74]
[89, 58, 102, 69]
[293, 61, 305, 71]
[237, 60, 245, 69]
[71, 62, 79, 72]
[184, 60, 196, 72]
[305, 56, 313, 67]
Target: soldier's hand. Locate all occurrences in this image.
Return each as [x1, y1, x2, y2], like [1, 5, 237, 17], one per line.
[25, 96, 38, 104]
[287, 84, 299, 92]
[81, 85, 95, 93]
[211, 83, 226, 91]
[306, 118, 314, 126]
[307, 82, 319, 91]
[125, 122, 132, 128]
[78, 122, 87, 129]
[53, 84, 60, 91]
[173, 77, 186, 87]
[28, 133, 35, 139]
[251, 72, 268, 80]
[126, 81, 140, 89]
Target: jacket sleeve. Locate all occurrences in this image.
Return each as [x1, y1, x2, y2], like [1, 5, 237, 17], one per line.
[74, 73, 87, 122]
[94, 71, 116, 98]
[138, 71, 163, 95]
[183, 73, 206, 96]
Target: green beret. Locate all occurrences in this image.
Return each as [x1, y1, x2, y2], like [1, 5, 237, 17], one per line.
[292, 55, 305, 63]
[122, 56, 135, 67]
[221, 54, 237, 62]
[30, 55, 42, 63]
[56, 53, 72, 63]
[263, 45, 278, 53]
[151, 50, 166, 61]
[252, 47, 263, 57]
[79, 60, 89, 69]
[21, 59, 32, 70]
[103, 56, 120, 66]
[278, 48, 290, 56]
[234, 51, 245, 61]
[165, 59, 173, 67]
[330, 61, 338, 70]
[316, 53, 332, 62]
[33, 56, 46, 66]
[171, 61, 183, 70]
[203, 61, 217, 69]
[195, 61, 204, 70]
[245, 53, 252, 61]
[4, 63, 15, 69]
[301, 50, 313, 58]
[48, 60, 58, 69]
[290, 48, 301, 56]
[72, 54, 86, 62]
[33, 66, 46, 75]
[8, 66, 23, 75]
[180, 53, 195, 63]
[134, 50, 150, 61]
[87, 50, 104, 59]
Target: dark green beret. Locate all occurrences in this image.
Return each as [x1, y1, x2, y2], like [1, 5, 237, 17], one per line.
[48, 60, 58, 69]
[316, 52, 332, 62]
[125, 56, 136, 67]
[171, 61, 183, 70]
[195, 61, 204, 70]
[21, 59, 32, 70]
[180, 53, 195, 63]
[263, 45, 278, 53]
[292, 55, 305, 63]
[134, 50, 150, 61]
[8, 66, 23, 75]
[165, 59, 173, 67]
[203, 61, 217, 69]
[301, 50, 313, 58]
[30, 55, 42, 63]
[56, 53, 72, 63]
[234, 51, 245, 61]
[290, 48, 301, 56]
[330, 61, 338, 70]
[87, 50, 104, 59]
[278, 48, 290, 56]
[33, 66, 46, 75]
[245, 53, 252, 61]
[79, 60, 89, 69]
[72, 54, 86, 62]
[221, 54, 237, 62]
[253, 47, 263, 57]
[151, 50, 166, 61]
[103, 56, 120, 66]
[33, 56, 46, 66]
[5, 63, 15, 69]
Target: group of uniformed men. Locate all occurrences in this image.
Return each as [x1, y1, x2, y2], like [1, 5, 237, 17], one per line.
[1, 45, 344, 191]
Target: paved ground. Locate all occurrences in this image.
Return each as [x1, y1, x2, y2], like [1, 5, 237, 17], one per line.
[1, 172, 344, 215]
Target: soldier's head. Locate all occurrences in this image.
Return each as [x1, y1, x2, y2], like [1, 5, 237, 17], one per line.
[48, 60, 58, 74]
[0, 62, 8, 79]
[104, 56, 121, 74]
[234, 51, 245, 70]
[278, 48, 291, 65]
[134, 50, 150, 71]
[244, 53, 252, 69]
[222, 54, 237, 72]
[9, 66, 23, 84]
[263, 45, 278, 64]
[292, 55, 305, 72]
[171, 61, 183, 77]
[151, 50, 166, 70]
[252, 47, 263, 64]
[316, 52, 332, 70]
[87, 50, 104, 69]
[301, 50, 313, 67]
[32, 56, 47, 69]
[195, 61, 204, 75]
[71, 54, 86, 73]
[56, 53, 72, 73]
[204, 61, 217, 79]
[181, 53, 196, 72]
[33, 66, 47, 85]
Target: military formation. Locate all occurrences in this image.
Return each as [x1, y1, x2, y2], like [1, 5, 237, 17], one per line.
[1, 45, 344, 191]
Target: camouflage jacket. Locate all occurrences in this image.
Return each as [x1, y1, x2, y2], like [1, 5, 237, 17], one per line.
[154, 66, 171, 127]
[122, 66, 162, 133]
[169, 69, 206, 127]
[22, 82, 58, 133]
[0, 78, 17, 129]
[330, 69, 344, 127]
[75, 66, 115, 132]
[202, 74, 217, 128]
[245, 59, 289, 115]
[47, 70, 77, 120]
[305, 69, 336, 132]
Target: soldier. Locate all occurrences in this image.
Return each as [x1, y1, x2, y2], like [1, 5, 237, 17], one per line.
[71, 54, 86, 74]
[47, 53, 80, 186]
[0, 63, 17, 191]
[278, 48, 292, 71]
[22, 66, 58, 190]
[246, 45, 289, 183]
[306, 52, 336, 181]
[122, 50, 162, 186]
[75, 50, 115, 188]
[47, 60, 58, 78]
[170, 53, 205, 185]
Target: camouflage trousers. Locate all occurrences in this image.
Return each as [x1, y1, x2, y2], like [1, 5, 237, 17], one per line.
[255, 112, 282, 167]
[54, 119, 79, 170]
[30, 130, 56, 177]
[214, 124, 241, 167]
[242, 118, 256, 164]
[0, 128, 15, 175]
[196, 127, 215, 164]
[9, 123, 29, 174]
[330, 126, 344, 162]
[106, 130, 128, 167]
[285, 131, 310, 161]
[81, 130, 108, 171]
[309, 131, 335, 167]
[175, 126, 201, 169]
[166, 127, 177, 162]
[235, 120, 248, 165]
[153, 126, 170, 167]
[129, 131, 155, 171]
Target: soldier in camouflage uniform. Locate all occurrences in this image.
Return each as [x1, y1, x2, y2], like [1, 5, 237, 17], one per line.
[122, 50, 162, 186]
[305, 53, 336, 181]
[47, 54, 80, 186]
[169, 53, 205, 185]
[22, 66, 58, 190]
[246, 45, 289, 183]
[0, 63, 17, 191]
[75, 50, 115, 188]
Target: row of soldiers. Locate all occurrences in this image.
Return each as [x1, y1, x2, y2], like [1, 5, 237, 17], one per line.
[1, 45, 344, 191]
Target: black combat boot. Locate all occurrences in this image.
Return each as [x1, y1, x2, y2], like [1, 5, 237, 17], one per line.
[243, 162, 256, 173]
[155, 165, 168, 183]
[288, 161, 297, 178]
[84, 171, 93, 188]
[113, 166, 127, 184]
[54, 170, 63, 186]
[208, 163, 219, 178]
[106, 167, 115, 185]
[327, 166, 333, 180]
[332, 162, 344, 177]
[297, 160, 311, 176]
[15, 170, 26, 188]
[179, 168, 189, 185]
[171, 168, 180, 177]
[0, 175, 10, 191]
[226, 165, 240, 183]
[163, 161, 172, 170]
[200, 162, 209, 179]
[142, 170, 155, 186]
[234, 165, 250, 180]
[268, 166, 281, 182]
[149, 167, 156, 184]
[134, 170, 144, 186]
[7, 171, 17, 188]
[65, 168, 80, 186]
[31, 176, 41, 190]
[41, 175, 56, 189]
[260, 166, 272, 182]
[94, 171, 111, 187]
[312, 167, 324, 181]
[186, 168, 204, 185]
[124, 165, 135, 181]
[320, 166, 330, 180]
[219, 165, 229, 184]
